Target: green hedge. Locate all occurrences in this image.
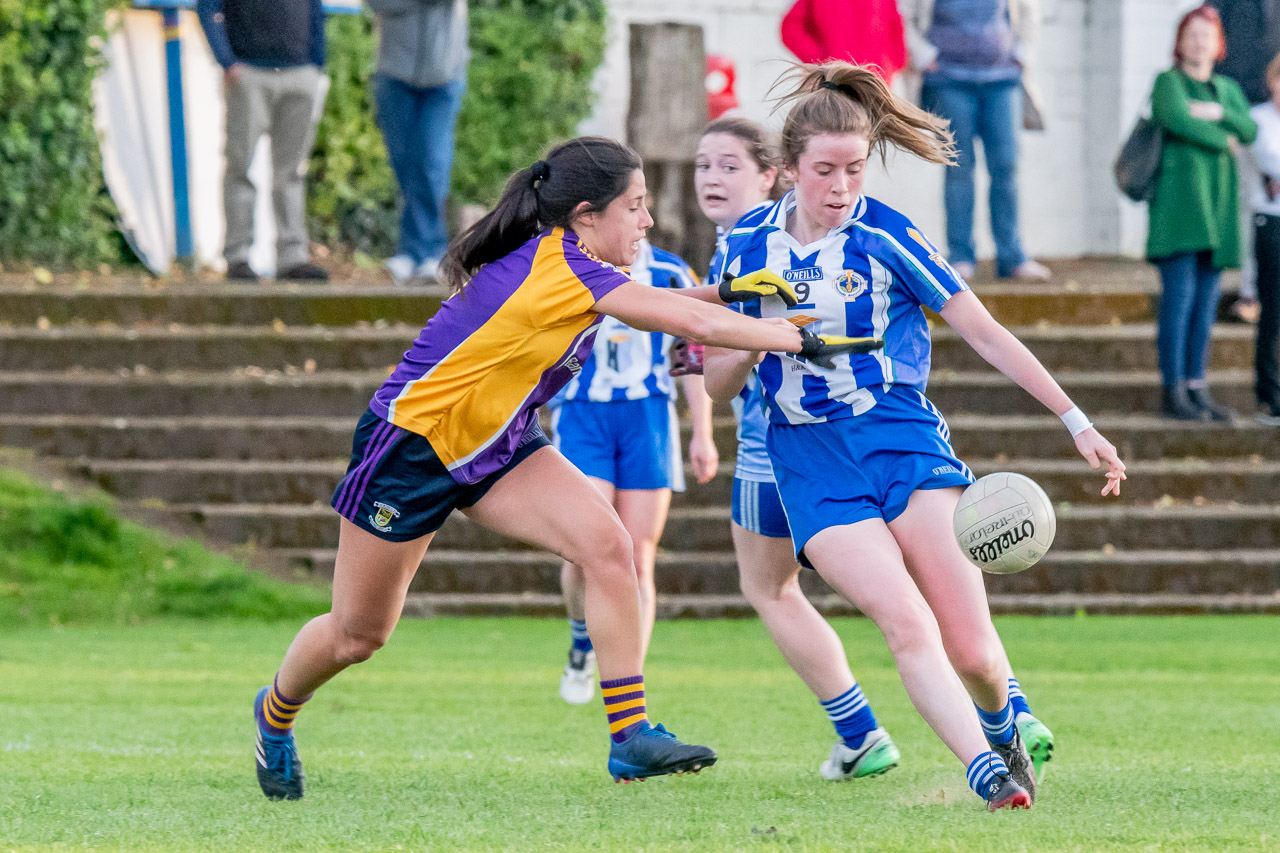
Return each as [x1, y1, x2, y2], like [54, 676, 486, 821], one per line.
[0, 0, 606, 266]
[310, 0, 607, 257]
[0, 0, 125, 266]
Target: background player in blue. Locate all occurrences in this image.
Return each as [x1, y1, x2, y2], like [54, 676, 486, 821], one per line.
[720, 62, 1127, 811]
[552, 238, 719, 704]
[697, 115, 900, 781]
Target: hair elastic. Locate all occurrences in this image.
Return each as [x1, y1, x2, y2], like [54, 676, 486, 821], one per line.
[530, 160, 551, 183]
[819, 80, 844, 93]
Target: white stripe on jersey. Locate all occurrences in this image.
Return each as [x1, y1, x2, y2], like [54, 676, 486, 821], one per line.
[853, 221, 951, 303]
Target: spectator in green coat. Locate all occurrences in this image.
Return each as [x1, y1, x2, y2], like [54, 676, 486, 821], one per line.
[1148, 5, 1257, 421]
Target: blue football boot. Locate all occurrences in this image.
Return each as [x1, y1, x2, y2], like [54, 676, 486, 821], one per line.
[254, 685, 304, 800]
[607, 723, 717, 782]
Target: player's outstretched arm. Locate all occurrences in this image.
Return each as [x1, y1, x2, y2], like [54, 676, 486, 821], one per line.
[594, 281, 803, 354]
[667, 271, 802, 307]
[939, 291, 1127, 496]
[702, 345, 763, 404]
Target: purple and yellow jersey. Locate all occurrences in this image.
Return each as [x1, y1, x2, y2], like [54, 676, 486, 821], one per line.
[369, 228, 632, 484]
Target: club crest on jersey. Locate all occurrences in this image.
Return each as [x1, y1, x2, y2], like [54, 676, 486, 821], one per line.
[370, 501, 401, 530]
[833, 270, 868, 300]
[907, 228, 944, 266]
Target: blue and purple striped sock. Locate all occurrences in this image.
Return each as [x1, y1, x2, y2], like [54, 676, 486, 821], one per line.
[601, 675, 649, 743]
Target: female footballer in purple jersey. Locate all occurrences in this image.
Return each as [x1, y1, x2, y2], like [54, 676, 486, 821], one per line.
[714, 63, 1126, 810]
[248, 136, 875, 800]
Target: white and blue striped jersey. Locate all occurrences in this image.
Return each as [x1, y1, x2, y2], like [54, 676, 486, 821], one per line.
[708, 203, 776, 483]
[723, 191, 968, 426]
[558, 240, 699, 403]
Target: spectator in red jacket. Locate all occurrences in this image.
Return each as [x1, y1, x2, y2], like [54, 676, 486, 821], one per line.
[780, 0, 907, 82]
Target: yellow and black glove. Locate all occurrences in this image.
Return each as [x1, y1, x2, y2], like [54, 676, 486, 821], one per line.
[798, 327, 884, 369]
[719, 270, 799, 308]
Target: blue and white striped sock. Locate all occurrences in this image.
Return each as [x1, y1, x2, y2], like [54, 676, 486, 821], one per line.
[569, 619, 592, 653]
[1008, 677, 1032, 719]
[975, 701, 1016, 745]
[967, 751, 1011, 799]
[820, 684, 878, 750]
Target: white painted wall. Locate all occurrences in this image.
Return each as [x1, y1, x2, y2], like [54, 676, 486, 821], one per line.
[585, 0, 1203, 260]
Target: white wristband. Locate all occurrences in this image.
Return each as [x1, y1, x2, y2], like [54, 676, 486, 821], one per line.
[1059, 406, 1093, 437]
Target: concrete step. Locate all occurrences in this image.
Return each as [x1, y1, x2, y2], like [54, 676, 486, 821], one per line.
[151, 501, 1280, 552]
[0, 322, 1257, 373]
[5, 413, 1276, 462]
[0, 278, 1161, 327]
[276, 546, 1280, 598]
[0, 283, 445, 326]
[77, 456, 1280, 506]
[0, 324, 418, 372]
[398, 591, 1280, 618]
[0, 369, 1263, 417]
[931, 323, 1256, 372]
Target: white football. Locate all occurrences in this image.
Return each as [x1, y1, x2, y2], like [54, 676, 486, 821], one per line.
[953, 472, 1056, 575]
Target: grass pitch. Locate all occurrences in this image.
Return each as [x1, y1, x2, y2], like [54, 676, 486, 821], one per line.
[1, 615, 1277, 852]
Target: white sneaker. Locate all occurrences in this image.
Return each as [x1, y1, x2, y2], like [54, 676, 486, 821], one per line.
[415, 257, 442, 279]
[1009, 259, 1051, 281]
[818, 726, 901, 780]
[385, 254, 416, 282]
[559, 649, 596, 705]
[950, 260, 976, 279]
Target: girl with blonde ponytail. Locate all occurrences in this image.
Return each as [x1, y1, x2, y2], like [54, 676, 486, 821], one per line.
[710, 62, 1126, 810]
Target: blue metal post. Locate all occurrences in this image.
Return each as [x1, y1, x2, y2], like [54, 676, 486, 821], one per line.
[162, 8, 194, 260]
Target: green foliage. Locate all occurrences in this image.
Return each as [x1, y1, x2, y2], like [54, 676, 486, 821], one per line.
[0, 0, 124, 266]
[3, 617, 1280, 849]
[309, 0, 607, 255]
[0, 467, 328, 626]
[452, 0, 608, 208]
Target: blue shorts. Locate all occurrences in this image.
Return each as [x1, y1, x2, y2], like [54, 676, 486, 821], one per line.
[331, 409, 550, 541]
[551, 396, 684, 491]
[765, 385, 974, 568]
[731, 477, 792, 539]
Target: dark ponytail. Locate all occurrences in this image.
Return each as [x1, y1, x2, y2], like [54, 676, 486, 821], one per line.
[441, 137, 643, 293]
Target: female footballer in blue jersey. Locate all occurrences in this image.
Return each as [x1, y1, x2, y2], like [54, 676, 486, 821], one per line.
[716, 64, 1126, 811]
[552, 238, 719, 704]
[247, 136, 873, 800]
[701, 117, 1060, 785]
[697, 115, 901, 780]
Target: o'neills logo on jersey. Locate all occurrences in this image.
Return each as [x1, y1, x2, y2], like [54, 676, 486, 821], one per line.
[563, 356, 583, 375]
[784, 267, 823, 283]
[833, 270, 867, 300]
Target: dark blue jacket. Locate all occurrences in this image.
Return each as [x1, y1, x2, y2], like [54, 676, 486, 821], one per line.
[196, 0, 325, 70]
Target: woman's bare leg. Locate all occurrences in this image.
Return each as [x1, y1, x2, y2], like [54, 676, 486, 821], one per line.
[612, 487, 672, 657]
[733, 523, 855, 700]
[464, 447, 643, 680]
[803, 519, 991, 766]
[889, 488, 1012, 711]
[275, 519, 431, 699]
[560, 476, 616, 623]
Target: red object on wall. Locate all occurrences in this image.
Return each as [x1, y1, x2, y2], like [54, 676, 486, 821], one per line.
[706, 54, 738, 120]
[780, 0, 907, 83]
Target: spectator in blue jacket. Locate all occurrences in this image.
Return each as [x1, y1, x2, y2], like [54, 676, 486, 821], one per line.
[196, 0, 329, 281]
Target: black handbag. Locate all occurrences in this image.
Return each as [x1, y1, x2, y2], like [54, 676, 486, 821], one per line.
[1114, 116, 1165, 202]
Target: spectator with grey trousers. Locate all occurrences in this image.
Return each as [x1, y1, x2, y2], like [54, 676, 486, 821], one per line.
[367, 0, 469, 283]
[197, 0, 329, 281]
